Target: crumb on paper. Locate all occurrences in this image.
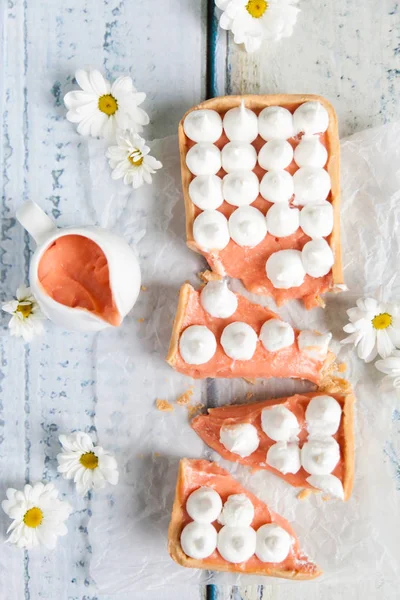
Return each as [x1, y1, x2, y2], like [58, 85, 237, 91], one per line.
[246, 391, 254, 401]
[141, 285, 148, 291]
[176, 387, 194, 406]
[153, 452, 161, 458]
[322, 495, 331, 502]
[137, 318, 145, 323]
[187, 403, 205, 417]
[297, 489, 312, 500]
[338, 362, 347, 373]
[198, 270, 222, 283]
[155, 399, 174, 412]
[243, 378, 256, 385]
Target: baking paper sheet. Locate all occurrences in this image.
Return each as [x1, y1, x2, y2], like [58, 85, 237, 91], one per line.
[86, 126, 400, 592]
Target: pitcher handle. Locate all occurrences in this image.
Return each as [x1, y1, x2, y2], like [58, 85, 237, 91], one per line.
[16, 201, 57, 245]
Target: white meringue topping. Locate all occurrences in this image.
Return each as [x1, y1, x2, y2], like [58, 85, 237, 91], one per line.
[266, 441, 301, 474]
[193, 210, 230, 251]
[302, 238, 334, 277]
[221, 142, 257, 173]
[179, 325, 217, 365]
[306, 474, 345, 500]
[186, 487, 223, 523]
[186, 143, 222, 176]
[220, 423, 260, 457]
[266, 249, 306, 289]
[180, 521, 218, 559]
[258, 106, 294, 141]
[217, 525, 257, 563]
[266, 204, 300, 238]
[189, 175, 224, 210]
[183, 109, 223, 143]
[223, 171, 260, 207]
[261, 405, 300, 442]
[299, 201, 333, 238]
[297, 330, 332, 361]
[293, 167, 331, 205]
[301, 437, 340, 475]
[258, 140, 294, 171]
[259, 319, 295, 353]
[218, 494, 255, 527]
[260, 170, 294, 204]
[255, 523, 292, 563]
[200, 280, 238, 318]
[220, 322, 258, 361]
[305, 395, 342, 436]
[294, 136, 328, 168]
[293, 101, 329, 136]
[223, 99, 258, 143]
[229, 206, 267, 247]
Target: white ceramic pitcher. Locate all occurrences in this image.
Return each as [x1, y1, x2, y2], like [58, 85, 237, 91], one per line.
[16, 201, 141, 332]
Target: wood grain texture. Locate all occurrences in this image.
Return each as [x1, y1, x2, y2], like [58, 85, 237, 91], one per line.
[0, 1, 206, 599]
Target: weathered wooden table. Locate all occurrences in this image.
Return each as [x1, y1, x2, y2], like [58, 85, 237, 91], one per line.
[1, 1, 399, 598]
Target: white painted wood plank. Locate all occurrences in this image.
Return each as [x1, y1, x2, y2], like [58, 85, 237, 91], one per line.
[0, 0, 206, 598]
[219, 0, 400, 137]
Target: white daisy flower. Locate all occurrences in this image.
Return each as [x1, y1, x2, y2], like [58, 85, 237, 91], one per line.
[57, 431, 119, 497]
[2, 285, 45, 342]
[376, 350, 400, 396]
[215, 0, 300, 53]
[64, 68, 150, 140]
[341, 298, 400, 362]
[1, 483, 72, 550]
[106, 130, 163, 189]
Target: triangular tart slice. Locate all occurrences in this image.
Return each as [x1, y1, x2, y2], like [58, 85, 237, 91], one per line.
[192, 391, 354, 501]
[168, 458, 322, 579]
[166, 283, 336, 384]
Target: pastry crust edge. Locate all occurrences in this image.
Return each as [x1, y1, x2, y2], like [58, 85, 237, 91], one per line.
[178, 94, 344, 300]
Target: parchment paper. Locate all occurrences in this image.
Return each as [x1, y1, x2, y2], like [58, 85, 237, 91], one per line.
[86, 125, 400, 593]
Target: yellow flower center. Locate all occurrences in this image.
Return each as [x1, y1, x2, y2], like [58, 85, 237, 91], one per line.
[23, 507, 43, 529]
[80, 451, 99, 470]
[372, 313, 392, 330]
[128, 152, 144, 167]
[246, 0, 268, 18]
[98, 94, 118, 116]
[16, 303, 33, 319]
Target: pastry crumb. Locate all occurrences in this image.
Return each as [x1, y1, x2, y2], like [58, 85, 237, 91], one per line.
[177, 387, 194, 406]
[338, 362, 347, 373]
[322, 495, 331, 502]
[141, 285, 148, 291]
[243, 378, 256, 385]
[153, 452, 161, 458]
[297, 489, 312, 500]
[187, 403, 205, 417]
[198, 270, 222, 283]
[155, 399, 174, 412]
[137, 317, 145, 323]
[316, 295, 326, 308]
[246, 391, 254, 401]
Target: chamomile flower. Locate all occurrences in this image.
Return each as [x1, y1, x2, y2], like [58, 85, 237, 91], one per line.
[375, 350, 400, 396]
[341, 298, 400, 362]
[57, 431, 119, 497]
[215, 0, 300, 54]
[2, 285, 45, 342]
[1, 483, 72, 550]
[64, 69, 149, 140]
[106, 130, 163, 189]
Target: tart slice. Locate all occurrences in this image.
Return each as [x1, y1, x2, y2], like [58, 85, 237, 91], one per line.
[168, 458, 322, 579]
[192, 391, 355, 501]
[179, 94, 344, 309]
[166, 282, 335, 384]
